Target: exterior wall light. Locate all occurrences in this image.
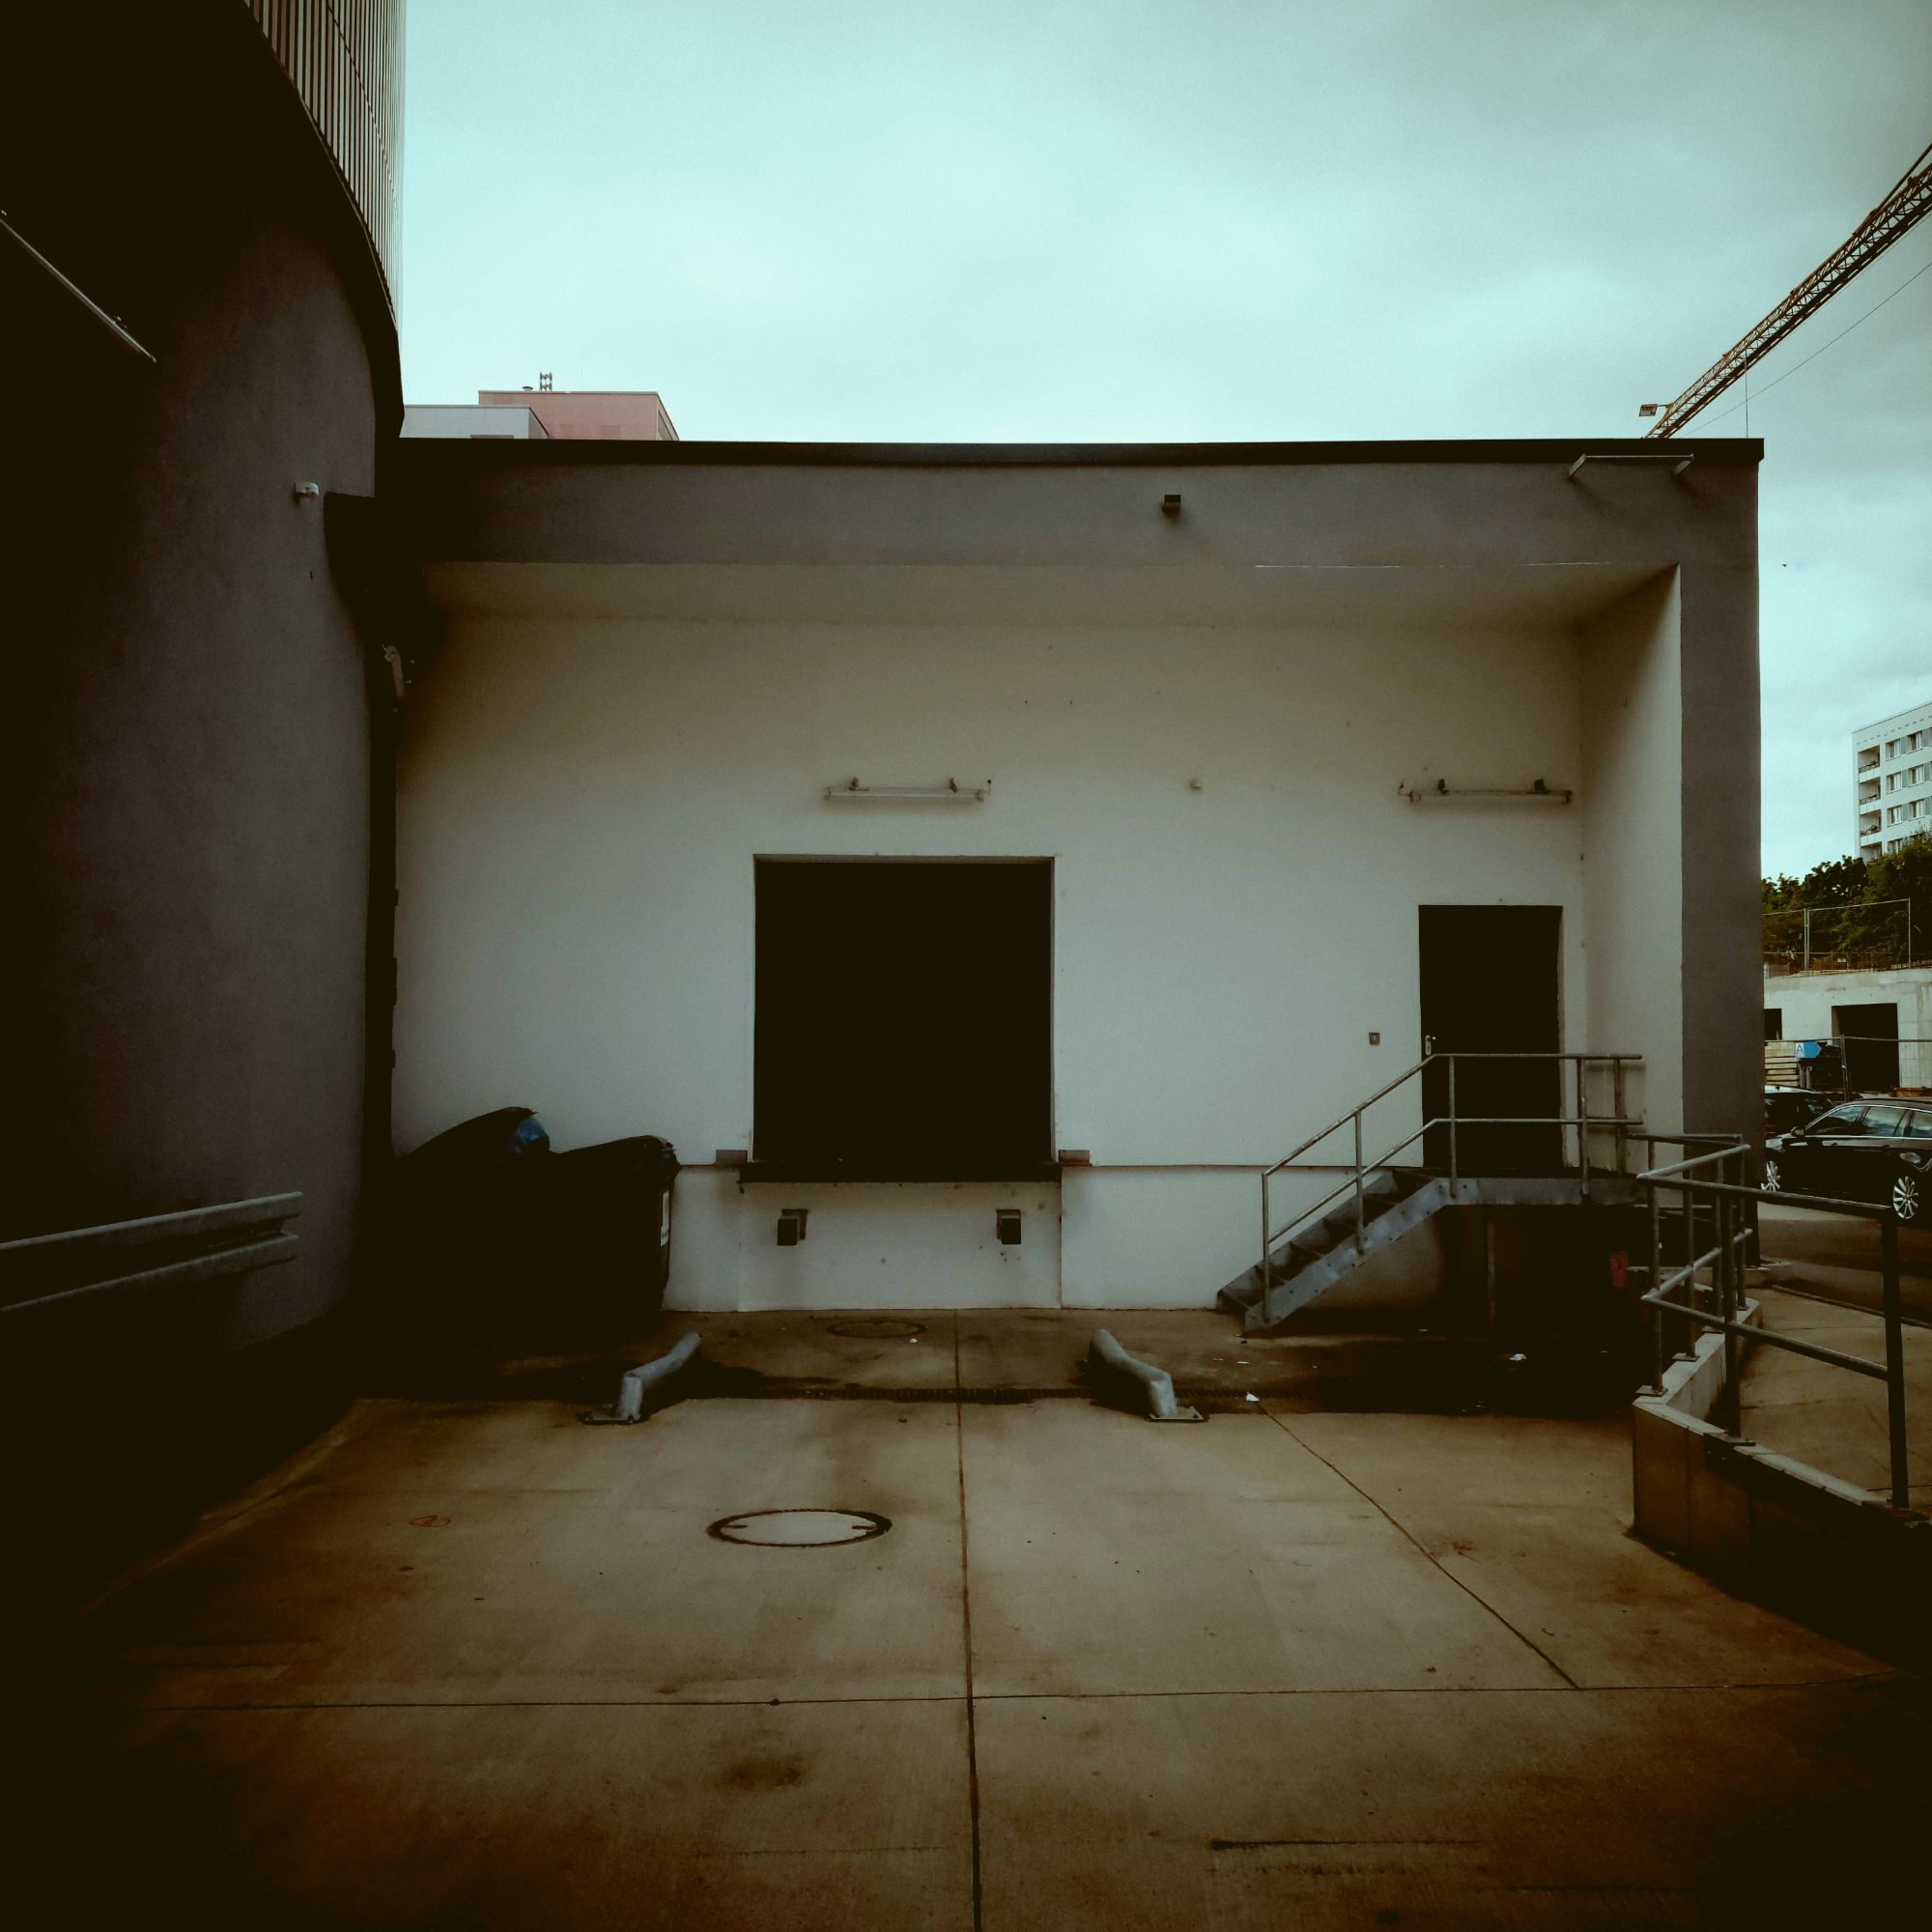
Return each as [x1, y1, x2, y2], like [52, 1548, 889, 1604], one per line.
[823, 778, 990, 803]
[1400, 778, 1575, 805]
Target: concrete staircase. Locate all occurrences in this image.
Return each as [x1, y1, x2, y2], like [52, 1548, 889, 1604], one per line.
[1218, 1166, 1442, 1332]
[1228, 1051, 1645, 1337]
[1218, 1167, 1636, 1335]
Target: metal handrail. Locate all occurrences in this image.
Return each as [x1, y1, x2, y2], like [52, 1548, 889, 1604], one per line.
[0, 1193, 300, 1317]
[1636, 1144, 1912, 1511]
[1266, 1111, 1645, 1254]
[1257, 1052, 1643, 1309]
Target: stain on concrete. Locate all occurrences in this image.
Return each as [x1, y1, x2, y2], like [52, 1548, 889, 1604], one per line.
[725, 1756, 807, 1791]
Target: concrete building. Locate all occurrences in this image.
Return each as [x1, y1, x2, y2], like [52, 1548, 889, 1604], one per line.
[389, 437, 1762, 1317]
[402, 402, 551, 439]
[4, 0, 409, 1602]
[1764, 961, 1932, 1091]
[404, 386, 680, 442]
[478, 386, 678, 440]
[1855, 696, 1932, 857]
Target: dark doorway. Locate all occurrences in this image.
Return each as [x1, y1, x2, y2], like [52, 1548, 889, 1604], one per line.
[1834, 1002, 1899, 1093]
[753, 860, 1053, 1179]
[1419, 906, 1563, 1175]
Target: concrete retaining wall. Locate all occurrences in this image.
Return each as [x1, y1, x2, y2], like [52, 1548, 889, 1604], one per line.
[1633, 1316, 1931, 1664]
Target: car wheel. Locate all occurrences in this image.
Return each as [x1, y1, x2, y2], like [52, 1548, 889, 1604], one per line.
[1892, 1172, 1923, 1226]
[1762, 1156, 1782, 1194]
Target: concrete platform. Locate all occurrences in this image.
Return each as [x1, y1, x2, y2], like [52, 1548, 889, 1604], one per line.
[14, 1310, 1929, 1926]
[406, 1305, 1625, 1417]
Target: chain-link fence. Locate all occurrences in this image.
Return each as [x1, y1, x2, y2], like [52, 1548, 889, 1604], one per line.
[1763, 898, 1917, 975]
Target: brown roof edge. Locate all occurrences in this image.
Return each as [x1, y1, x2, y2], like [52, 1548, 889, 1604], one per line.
[387, 436, 1764, 470]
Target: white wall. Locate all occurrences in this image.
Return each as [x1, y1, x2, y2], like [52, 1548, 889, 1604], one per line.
[1764, 968, 1932, 1048]
[397, 606, 1672, 1309]
[1579, 573, 1683, 1146]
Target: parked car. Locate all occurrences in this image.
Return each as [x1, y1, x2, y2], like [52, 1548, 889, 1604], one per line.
[1763, 1085, 1833, 1138]
[1762, 1099, 1932, 1224]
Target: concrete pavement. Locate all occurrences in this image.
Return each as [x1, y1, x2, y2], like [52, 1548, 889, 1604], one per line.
[1757, 1206, 1932, 1330]
[14, 1311, 1929, 1928]
[1740, 1285, 1932, 1507]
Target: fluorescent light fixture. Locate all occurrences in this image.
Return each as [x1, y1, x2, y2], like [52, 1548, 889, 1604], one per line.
[1401, 778, 1574, 805]
[824, 779, 989, 803]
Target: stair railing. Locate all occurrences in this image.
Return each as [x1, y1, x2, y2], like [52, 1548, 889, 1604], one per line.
[1258, 1053, 1642, 1303]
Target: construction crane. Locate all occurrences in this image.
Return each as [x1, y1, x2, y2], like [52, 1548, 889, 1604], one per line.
[1640, 136, 1932, 439]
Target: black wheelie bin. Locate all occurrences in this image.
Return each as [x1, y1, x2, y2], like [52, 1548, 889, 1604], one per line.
[394, 1110, 678, 1347]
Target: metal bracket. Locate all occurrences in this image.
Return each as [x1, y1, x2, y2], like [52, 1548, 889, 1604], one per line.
[823, 778, 990, 803]
[1567, 452, 1694, 480]
[1084, 1328, 1204, 1422]
[1401, 778, 1574, 804]
[582, 1330, 703, 1425]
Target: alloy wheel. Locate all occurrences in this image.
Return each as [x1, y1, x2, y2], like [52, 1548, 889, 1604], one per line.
[1762, 1157, 1781, 1194]
[1892, 1173, 1922, 1225]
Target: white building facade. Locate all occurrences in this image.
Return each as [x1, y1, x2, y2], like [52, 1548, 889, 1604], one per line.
[1856, 698, 1932, 859]
[388, 439, 1761, 1313]
[402, 403, 551, 440]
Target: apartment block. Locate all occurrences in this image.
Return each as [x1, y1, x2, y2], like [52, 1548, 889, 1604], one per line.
[1856, 698, 1932, 857]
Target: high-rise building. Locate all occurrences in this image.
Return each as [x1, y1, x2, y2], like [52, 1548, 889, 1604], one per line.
[1855, 699, 1932, 858]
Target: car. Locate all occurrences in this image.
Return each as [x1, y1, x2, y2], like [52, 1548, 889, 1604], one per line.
[1763, 1085, 1833, 1138]
[1762, 1098, 1932, 1224]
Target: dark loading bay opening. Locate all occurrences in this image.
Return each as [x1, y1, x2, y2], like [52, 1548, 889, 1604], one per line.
[1419, 905, 1563, 1175]
[1833, 1002, 1899, 1091]
[752, 859, 1054, 1180]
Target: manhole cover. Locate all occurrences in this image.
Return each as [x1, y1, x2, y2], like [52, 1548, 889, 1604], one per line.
[825, 1318, 926, 1341]
[708, 1509, 891, 1547]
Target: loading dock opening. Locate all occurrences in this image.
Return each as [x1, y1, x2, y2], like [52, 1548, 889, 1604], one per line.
[751, 859, 1054, 1181]
[1833, 1002, 1900, 1091]
[1419, 904, 1563, 1174]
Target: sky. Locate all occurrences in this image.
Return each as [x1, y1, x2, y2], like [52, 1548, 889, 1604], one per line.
[396, 1, 1932, 880]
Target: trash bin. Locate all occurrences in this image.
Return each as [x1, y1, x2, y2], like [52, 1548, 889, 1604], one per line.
[539, 1135, 679, 1341]
[392, 1108, 552, 1341]
[393, 1111, 677, 1348]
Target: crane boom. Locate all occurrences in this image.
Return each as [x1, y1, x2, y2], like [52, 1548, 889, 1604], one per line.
[1644, 137, 1932, 439]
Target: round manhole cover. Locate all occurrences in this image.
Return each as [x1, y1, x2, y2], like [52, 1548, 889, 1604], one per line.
[708, 1509, 891, 1548]
[825, 1318, 926, 1341]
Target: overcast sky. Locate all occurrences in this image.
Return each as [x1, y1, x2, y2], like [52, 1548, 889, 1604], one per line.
[397, 1, 1931, 879]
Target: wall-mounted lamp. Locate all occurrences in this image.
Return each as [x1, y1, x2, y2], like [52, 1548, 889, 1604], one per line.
[1567, 451, 1693, 479]
[824, 778, 990, 803]
[1160, 494, 1182, 519]
[1400, 778, 1574, 805]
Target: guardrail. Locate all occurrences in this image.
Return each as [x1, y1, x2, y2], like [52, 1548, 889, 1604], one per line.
[1637, 1143, 1910, 1510]
[0, 1194, 300, 1318]
[1260, 1052, 1642, 1293]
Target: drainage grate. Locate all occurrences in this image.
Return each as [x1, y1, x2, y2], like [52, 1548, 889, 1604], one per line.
[825, 1318, 927, 1341]
[708, 1509, 892, 1547]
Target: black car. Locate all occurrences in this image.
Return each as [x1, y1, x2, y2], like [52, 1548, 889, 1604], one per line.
[1763, 1085, 1833, 1138]
[1763, 1099, 1932, 1224]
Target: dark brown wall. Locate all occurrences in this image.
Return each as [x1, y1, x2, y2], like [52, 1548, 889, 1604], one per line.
[0, 2, 399, 1600]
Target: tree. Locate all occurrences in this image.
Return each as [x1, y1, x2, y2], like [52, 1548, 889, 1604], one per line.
[1761, 838, 1929, 967]
[1865, 834, 1932, 962]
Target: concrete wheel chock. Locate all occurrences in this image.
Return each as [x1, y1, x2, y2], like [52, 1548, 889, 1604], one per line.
[582, 1330, 703, 1424]
[1084, 1329, 1205, 1423]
